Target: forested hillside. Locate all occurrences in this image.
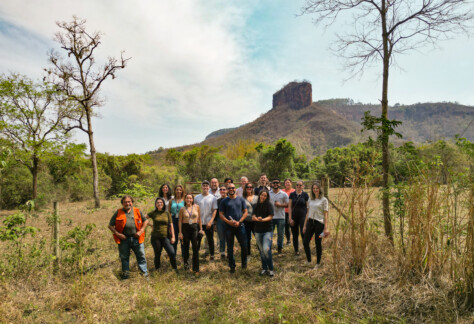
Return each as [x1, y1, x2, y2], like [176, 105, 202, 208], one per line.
[165, 83, 473, 158]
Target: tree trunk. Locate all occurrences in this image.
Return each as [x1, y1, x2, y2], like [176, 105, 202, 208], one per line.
[32, 155, 39, 200]
[86, 110, 100, 208]
[381, 0, 393, 242]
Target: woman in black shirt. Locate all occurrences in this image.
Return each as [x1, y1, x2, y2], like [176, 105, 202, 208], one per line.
[288, 180, 309, 255]
[252, 190, 275, 277]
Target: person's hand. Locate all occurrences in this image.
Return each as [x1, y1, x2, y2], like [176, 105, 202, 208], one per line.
[116, 233, 126, 240]
[171, 237, 176, 244]
[274, 202, 280, 207]
[289, 218, 294, 226]
[302, 226, 306, 234]
[234, 220, 240, 227]
[199, 229, 205, 235]
[257, 217, 263, 222]
[178, 233, 183, 241]
[206, 223, 212, 230]
[323, 229, 330, 238]
[134, 230, 143, 238]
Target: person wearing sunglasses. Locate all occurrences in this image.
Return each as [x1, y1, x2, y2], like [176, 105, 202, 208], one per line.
[218, 184, 248, 273]
[282, 179, 295, 246]
[242, 182, 258, 260]
[269, 178, 289, 254]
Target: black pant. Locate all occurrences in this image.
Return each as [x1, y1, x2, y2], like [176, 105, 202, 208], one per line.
[172, 218, 183, 259]
[197, 224, 215, 257]
[285, 212, 291, 242]
[150, 235, 177, 269]
[244, 221, 255, 256]
[291, 214, 305, 253]
[303, 219, 324, 264]
[182, 223, 200, 272]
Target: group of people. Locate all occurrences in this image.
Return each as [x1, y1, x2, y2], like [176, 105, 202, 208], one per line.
[108, 174, 329, 279]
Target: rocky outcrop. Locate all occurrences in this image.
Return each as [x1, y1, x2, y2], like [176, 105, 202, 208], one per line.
[272, 81, 312, 110]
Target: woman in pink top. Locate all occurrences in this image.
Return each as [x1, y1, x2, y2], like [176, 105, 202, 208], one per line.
[282, 179, 295, 245]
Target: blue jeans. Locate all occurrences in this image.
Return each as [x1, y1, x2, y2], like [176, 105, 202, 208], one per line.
[118, 236, 148, 275]
[216, 218, 227, 255]
[255, 231, 274, 271]
[272, 218, 285, 250]
[225, 224, 247, 269]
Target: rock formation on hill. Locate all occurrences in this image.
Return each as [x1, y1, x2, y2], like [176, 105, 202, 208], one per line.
[272, 81, 312, 110]
[150, 81, 473, 157]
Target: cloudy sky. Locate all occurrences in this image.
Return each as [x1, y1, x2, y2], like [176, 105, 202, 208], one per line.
[1, 0, 473, 155]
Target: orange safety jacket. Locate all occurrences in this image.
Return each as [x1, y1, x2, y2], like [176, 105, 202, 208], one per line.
[113, 207, 145, 244]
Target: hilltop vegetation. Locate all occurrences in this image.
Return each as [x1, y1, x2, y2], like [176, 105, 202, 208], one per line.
[178, 99, 473, 158]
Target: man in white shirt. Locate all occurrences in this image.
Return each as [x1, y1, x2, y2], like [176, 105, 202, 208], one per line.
[209, 178, 220, 198]
[269, 178, 289, 254]
[195, 180, 218, 260]
[235, 176, 248, 197]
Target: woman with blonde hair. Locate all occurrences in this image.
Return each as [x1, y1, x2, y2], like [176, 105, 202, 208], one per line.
[170, 185, 185, 256]
[303, 183, 329, 268]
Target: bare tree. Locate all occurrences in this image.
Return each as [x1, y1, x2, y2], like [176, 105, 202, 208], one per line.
[46, 16, 130, 208]
[301, 0, 474, 241]
[0, 73, 71, 199]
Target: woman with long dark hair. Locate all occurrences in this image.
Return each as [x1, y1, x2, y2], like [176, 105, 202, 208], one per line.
[178, 193, 204, 275]
[159, 183, 173, 209]
[288, 180, 309, 255]
[243, 182, 258, 259]
[252, 190, 275, 277]
[146, 197, 177, 271]
[169, 185, 185, 256]
[303, 183, 329, 268]
[282, 178, 295, 245]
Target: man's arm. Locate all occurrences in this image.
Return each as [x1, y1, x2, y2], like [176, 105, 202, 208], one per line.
[239, 208, 248, 223]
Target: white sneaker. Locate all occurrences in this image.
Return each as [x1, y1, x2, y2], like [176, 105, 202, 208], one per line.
[268, 270, 275, 277]
[313, 263, 322, 270]
[260, 269, 267, 276]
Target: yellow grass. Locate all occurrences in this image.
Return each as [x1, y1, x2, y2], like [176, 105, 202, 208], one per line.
[0, 189, 472, 323]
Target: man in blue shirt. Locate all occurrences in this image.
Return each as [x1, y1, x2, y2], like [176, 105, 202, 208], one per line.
[219, 183, 248, 273]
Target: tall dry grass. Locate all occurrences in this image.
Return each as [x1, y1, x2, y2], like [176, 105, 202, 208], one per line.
[0, 184, 472, 322]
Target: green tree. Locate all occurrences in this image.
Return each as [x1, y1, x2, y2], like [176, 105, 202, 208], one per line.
[180, 145, 226, 181]
[97, 153, 149, 197]
[301, 0, 474, 241]
[46, 16, 130, 208]
[0, 73, 72, 200]
[259, 139, 297, 180]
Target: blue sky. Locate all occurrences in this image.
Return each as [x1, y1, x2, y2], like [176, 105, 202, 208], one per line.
[1, 0, 473, 155]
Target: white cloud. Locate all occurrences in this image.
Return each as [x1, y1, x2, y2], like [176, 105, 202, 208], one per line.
[0, 0, 473, 154]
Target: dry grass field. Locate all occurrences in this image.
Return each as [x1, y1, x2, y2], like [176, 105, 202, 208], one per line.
[0, 188, 472, 323]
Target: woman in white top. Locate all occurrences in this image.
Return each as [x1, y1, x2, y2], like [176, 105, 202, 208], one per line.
[303, 183, 329, 267]
[159, 183, 173, 209]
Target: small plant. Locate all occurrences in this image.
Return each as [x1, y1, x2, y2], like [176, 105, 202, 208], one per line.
[60, 223, 96, 274]
[0, 202, 39, 275]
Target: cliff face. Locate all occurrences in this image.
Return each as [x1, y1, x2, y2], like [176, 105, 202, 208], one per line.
[272, 81, 312, 110]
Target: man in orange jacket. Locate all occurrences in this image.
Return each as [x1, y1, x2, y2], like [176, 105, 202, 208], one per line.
[108, 195, 149, 279]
